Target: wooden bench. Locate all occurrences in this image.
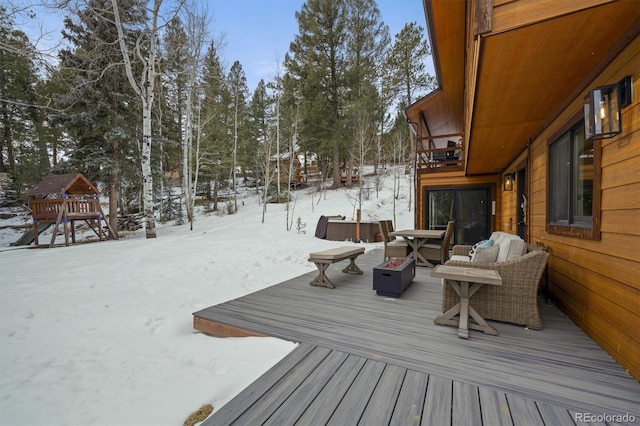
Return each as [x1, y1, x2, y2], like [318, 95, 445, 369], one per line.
[308, 246, 365, 288]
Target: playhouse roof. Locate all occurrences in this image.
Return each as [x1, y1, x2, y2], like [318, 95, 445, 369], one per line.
[28, 173, 100, 197]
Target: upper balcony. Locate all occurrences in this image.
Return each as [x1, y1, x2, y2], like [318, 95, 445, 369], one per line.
[416, 134, 464, 172]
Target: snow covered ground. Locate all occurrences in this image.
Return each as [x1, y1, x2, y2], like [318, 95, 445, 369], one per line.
[0, 170, 414, 425]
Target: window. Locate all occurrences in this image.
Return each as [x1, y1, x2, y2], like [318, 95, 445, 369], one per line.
[547, 118, 601, 239]
[426, 187, 491, 245]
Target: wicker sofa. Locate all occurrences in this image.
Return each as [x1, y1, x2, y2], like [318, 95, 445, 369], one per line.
[442, 243, 550, 329]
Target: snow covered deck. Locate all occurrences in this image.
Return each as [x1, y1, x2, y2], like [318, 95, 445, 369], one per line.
[193, 249, 639, 425]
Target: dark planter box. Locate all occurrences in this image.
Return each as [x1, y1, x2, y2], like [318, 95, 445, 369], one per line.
[373, 258, 415, 297]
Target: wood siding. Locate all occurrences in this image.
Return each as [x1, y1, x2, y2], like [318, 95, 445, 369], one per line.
[500, 151, 528, 236]
[525, 35, 640, 380]
[410, 0, 639, 380]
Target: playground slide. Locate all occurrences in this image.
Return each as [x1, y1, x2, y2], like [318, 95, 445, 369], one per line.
[11, 222, 53, 246]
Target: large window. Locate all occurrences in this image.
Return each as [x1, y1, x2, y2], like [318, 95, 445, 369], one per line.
[547, 118, 600, 239]
[425, 187, 492, 245]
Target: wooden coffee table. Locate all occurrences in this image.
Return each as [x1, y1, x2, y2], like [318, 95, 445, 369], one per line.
[431, 265, 502, 338]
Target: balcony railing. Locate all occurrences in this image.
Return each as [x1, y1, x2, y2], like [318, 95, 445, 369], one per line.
[417, 146, 464, 171]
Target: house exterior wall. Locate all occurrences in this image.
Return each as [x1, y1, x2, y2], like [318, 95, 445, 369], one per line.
[500, 150, 528, 236]
[417, 35, 639, 381]
[521, 35, 640, 380]
[415, 170, 501, 233]
[412, 0, 638, 380]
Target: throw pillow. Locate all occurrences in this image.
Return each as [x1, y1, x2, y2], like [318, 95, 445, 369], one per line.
[468, 239, 494, 259]
[478, 239, 494, 248]
[505, 239, 527, 261]
[471, 244, 500, 263]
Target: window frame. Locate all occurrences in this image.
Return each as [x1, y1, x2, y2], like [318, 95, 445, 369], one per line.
[546, 111, 601, 240]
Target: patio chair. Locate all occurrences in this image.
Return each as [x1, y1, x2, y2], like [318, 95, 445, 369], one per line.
[442, 243, 550, 329]
[445, 140, 459, 161]
[418, 220, 455, 265]
[379, 220, 409, 259]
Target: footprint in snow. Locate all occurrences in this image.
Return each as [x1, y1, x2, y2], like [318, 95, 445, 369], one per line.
[144, 317, 164, 333]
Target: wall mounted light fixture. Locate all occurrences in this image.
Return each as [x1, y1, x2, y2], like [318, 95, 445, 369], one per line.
[503, 173, 514, 191]
[584, 76, 632, 140]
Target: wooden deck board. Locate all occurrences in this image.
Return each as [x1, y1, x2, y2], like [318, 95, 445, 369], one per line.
[295, 355, 367, 425]
[506, 394, 544, 425]
[390, 369, 428, 426]
[196, 249, 640, 425]
[207, 342, 318, 425]
[537, 401, 577, 425]
[477, 388, 512, 426]
[422, 375, 452, 426]
[262, 350, 348, 425]
[453, 381, 481, 425]
[326, 359, 385, 426]
[357, 364, 405, 426]
[229, 345, 332, 425]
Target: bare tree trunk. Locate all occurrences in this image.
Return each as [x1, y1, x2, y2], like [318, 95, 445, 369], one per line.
[156, 93, 165, 223]
[109, 139, 119, 237]
[112, 0, 164, 239]
[260, 130, 274, 223]
[276, 95, 282, 202]
[1, 106, 15, 172]
[332, 145, 340, 189]
[184, 8, 208, 229]
[191, 109, 202, 230]
[30, 111, 51, 172]
[233, 99, 238, 213]
[213, 175, 219, 212]
[183, 77, 193, 226]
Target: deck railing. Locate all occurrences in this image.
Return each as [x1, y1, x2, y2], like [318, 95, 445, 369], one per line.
[31, 198, 102, 221]
[416, 146, 464, 171]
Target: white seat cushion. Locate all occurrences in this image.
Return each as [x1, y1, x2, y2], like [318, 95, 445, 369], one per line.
[491, 232, 524, 262]
[450, 254, 471, 262]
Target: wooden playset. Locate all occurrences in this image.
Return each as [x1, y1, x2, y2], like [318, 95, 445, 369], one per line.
[27, 173, 116, 247]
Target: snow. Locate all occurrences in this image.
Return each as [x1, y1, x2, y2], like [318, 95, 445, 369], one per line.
[0, 170, 414, 425]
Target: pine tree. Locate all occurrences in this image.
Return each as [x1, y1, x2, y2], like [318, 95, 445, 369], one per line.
[286, 0, 349, 188]
[343, 0, 389, 190]
[0, 9, 51, 197]
[160, 17, 189, 222]
[55, 0, 144, 233]
[248, 79, 274, 221]
[384, 22, 435, 107]
[383, 22, 435, 210]
[247, 79, 271, 195]
[200, 41, 230, 212]
[226, 60, 249, 213]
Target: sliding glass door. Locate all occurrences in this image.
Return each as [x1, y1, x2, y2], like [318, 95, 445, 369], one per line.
[425, 187, 492, 245]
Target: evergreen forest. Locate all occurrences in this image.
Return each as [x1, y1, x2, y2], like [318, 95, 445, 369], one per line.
[0, 0, 435, 238]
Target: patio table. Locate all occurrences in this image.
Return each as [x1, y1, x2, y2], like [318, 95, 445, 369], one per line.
[431, 264, 502, 338]
[389, 229, 445, 267]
